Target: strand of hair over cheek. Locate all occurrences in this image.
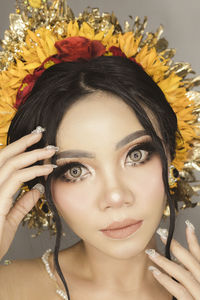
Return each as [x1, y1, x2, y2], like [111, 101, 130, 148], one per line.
[45, 172, 71, 299]
[162, 153, 178, 300]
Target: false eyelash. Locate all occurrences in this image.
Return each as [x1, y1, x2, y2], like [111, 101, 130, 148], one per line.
[53, 141, 157, 182]
[125, 141, 156, 166]
[52, 162, 85, 181]
[126, 141, 156, 159]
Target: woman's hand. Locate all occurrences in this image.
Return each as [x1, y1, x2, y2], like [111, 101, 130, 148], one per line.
[0, 127, 57, 260]
[145, 220, 200, 300]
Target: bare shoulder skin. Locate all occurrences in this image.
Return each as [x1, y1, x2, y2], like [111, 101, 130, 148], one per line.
[0, 242, 84, 300]
[0, 241, 172, 300]
[0, 256, 61, 300]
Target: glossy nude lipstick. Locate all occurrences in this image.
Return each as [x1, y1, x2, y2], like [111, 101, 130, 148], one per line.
[100, 219, 143, 239]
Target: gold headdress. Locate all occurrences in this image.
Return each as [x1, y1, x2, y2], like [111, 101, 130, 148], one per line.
[0, 0, 200, 235]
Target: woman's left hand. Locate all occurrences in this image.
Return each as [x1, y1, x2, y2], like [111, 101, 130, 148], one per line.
[145, 220, 200, 300]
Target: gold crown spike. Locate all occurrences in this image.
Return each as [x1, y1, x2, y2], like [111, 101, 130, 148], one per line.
[0, 0, 200, 234]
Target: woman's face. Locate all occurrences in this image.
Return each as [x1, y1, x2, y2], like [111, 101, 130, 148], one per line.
[53, 91, 167, 259]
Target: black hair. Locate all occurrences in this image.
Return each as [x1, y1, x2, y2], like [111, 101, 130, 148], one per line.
[8, 56, 178, 300]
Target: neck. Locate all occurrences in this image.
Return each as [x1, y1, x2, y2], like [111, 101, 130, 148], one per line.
[76, 236, 158, 292]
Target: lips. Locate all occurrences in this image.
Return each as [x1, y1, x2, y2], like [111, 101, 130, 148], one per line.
[101, 218, 142, 231]
[100, 219, 143, 239]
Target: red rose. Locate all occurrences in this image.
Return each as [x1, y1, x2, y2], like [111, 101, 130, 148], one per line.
[15, 56, 62, 109]
[109, 46, 126, 57]
[109, 46, 143, 69]
[15, 74, 36, 109]
[55, 36, 106, 62]
[40, 56, 62, 70]
[129, 57, 143, 69]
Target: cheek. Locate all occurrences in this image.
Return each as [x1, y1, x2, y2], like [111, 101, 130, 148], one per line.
[51, 179, 96, 224]
[125, 156, 165, 212]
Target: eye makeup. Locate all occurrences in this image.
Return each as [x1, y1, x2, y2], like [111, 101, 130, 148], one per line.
[125, 140, 156, 167]
[53, 139, 157, 184]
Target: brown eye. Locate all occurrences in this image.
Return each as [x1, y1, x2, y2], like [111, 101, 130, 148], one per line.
[130, 150, 142, 162]
[70, 166, 82, 178]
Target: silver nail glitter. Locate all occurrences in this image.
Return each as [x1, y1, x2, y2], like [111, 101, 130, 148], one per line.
[145, 249, 159, 258]
[45, 145, 59, 152]
[31, 126, 46, 134]
[148, 265, 161, 275]
[156, 228, 168, 240]
[185, 220, 195, 231]
[32, 183, 45, 195]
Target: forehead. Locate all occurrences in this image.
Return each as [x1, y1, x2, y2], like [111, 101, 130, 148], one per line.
[56, 91, 146, 150]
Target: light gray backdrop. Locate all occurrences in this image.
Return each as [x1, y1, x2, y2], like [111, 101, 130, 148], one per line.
[0, 0, 200, 262]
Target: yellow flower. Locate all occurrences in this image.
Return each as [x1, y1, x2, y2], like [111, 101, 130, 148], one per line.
[0, 17, 198, 177]
[119, 32, 142, 57]
[28, 0, 41, 8]
[44, 60, 56, 69]
[0, 101, 16, 148]
[16, 28, 58, 73]
[67, 21, 80, 37]
[136, 46, 168, 82]
[79, 22, 95, 40]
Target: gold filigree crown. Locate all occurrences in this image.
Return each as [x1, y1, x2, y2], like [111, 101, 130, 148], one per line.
[0, 0, 200, 236]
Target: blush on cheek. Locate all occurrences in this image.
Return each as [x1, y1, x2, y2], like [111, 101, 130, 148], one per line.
[126, 157, 165, 209]
[51, 181, 95, 221]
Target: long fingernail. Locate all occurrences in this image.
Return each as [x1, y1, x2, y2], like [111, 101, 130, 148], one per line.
[44, 164, 58, 169]
[185, 220, 195, 232]
[45, 145, 59, 152]
[31, 126, 46, 134]
[156, 228, 168, 240]
[145, 249, 159, 258]
[148, 265, 161, 275]
[32, 183, 45, 195]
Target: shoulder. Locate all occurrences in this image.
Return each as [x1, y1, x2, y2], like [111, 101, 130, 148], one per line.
[0, 253, 55, 300]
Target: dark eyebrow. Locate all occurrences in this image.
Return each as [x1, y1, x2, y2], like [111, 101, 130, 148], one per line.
[56, 130, 148, 160]
[115, 130, 147, 150]
[56, 150, 95, 160]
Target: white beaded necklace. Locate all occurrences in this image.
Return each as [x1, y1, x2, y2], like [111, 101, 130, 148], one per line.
[41, 249, 68, 300]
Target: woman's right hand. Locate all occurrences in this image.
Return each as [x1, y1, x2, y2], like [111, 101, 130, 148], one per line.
[0, 128, 57, 260]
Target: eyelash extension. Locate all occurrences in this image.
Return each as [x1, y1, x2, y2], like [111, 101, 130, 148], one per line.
[53, 162, 86, 182]
[53, 141, 157, 183]
[126, 141, 156, 166]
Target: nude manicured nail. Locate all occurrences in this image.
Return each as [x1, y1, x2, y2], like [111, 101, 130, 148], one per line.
[145, 249, 159, 258]
[44, 164, 58, 169]
[148, 265, 161, 275]
[156, 228, 168, 240]
[185, 220, 195, 232]
[31, 126, 46, 134]
[32, 183, 45, 195]
[45, 145, 59, 152]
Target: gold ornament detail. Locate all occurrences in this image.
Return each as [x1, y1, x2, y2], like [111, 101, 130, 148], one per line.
[0, 0, 199, 233]
[28, 0, 42, 8]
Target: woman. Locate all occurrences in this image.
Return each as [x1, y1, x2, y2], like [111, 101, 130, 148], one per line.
[0, 2, 200, 300]
[0, 55, 199, 300]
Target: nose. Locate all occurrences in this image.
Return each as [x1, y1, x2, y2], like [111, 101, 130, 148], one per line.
[99, 174, 135, 210]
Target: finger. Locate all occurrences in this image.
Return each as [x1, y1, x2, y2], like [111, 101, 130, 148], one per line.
[157, 227, 200, 284]
[148, 265, 194, 300]
[145, 249, 200, 299]
[185, 220, 200, 263]
[0, 146, 58, 186]
[0, 129, 44, 167]
[6, 189, 41, 230]
[0, 189, 41, 258]
[0, 164, 55, 216]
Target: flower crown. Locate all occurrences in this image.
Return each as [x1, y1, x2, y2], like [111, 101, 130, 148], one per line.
[0, 0, 200, 235]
